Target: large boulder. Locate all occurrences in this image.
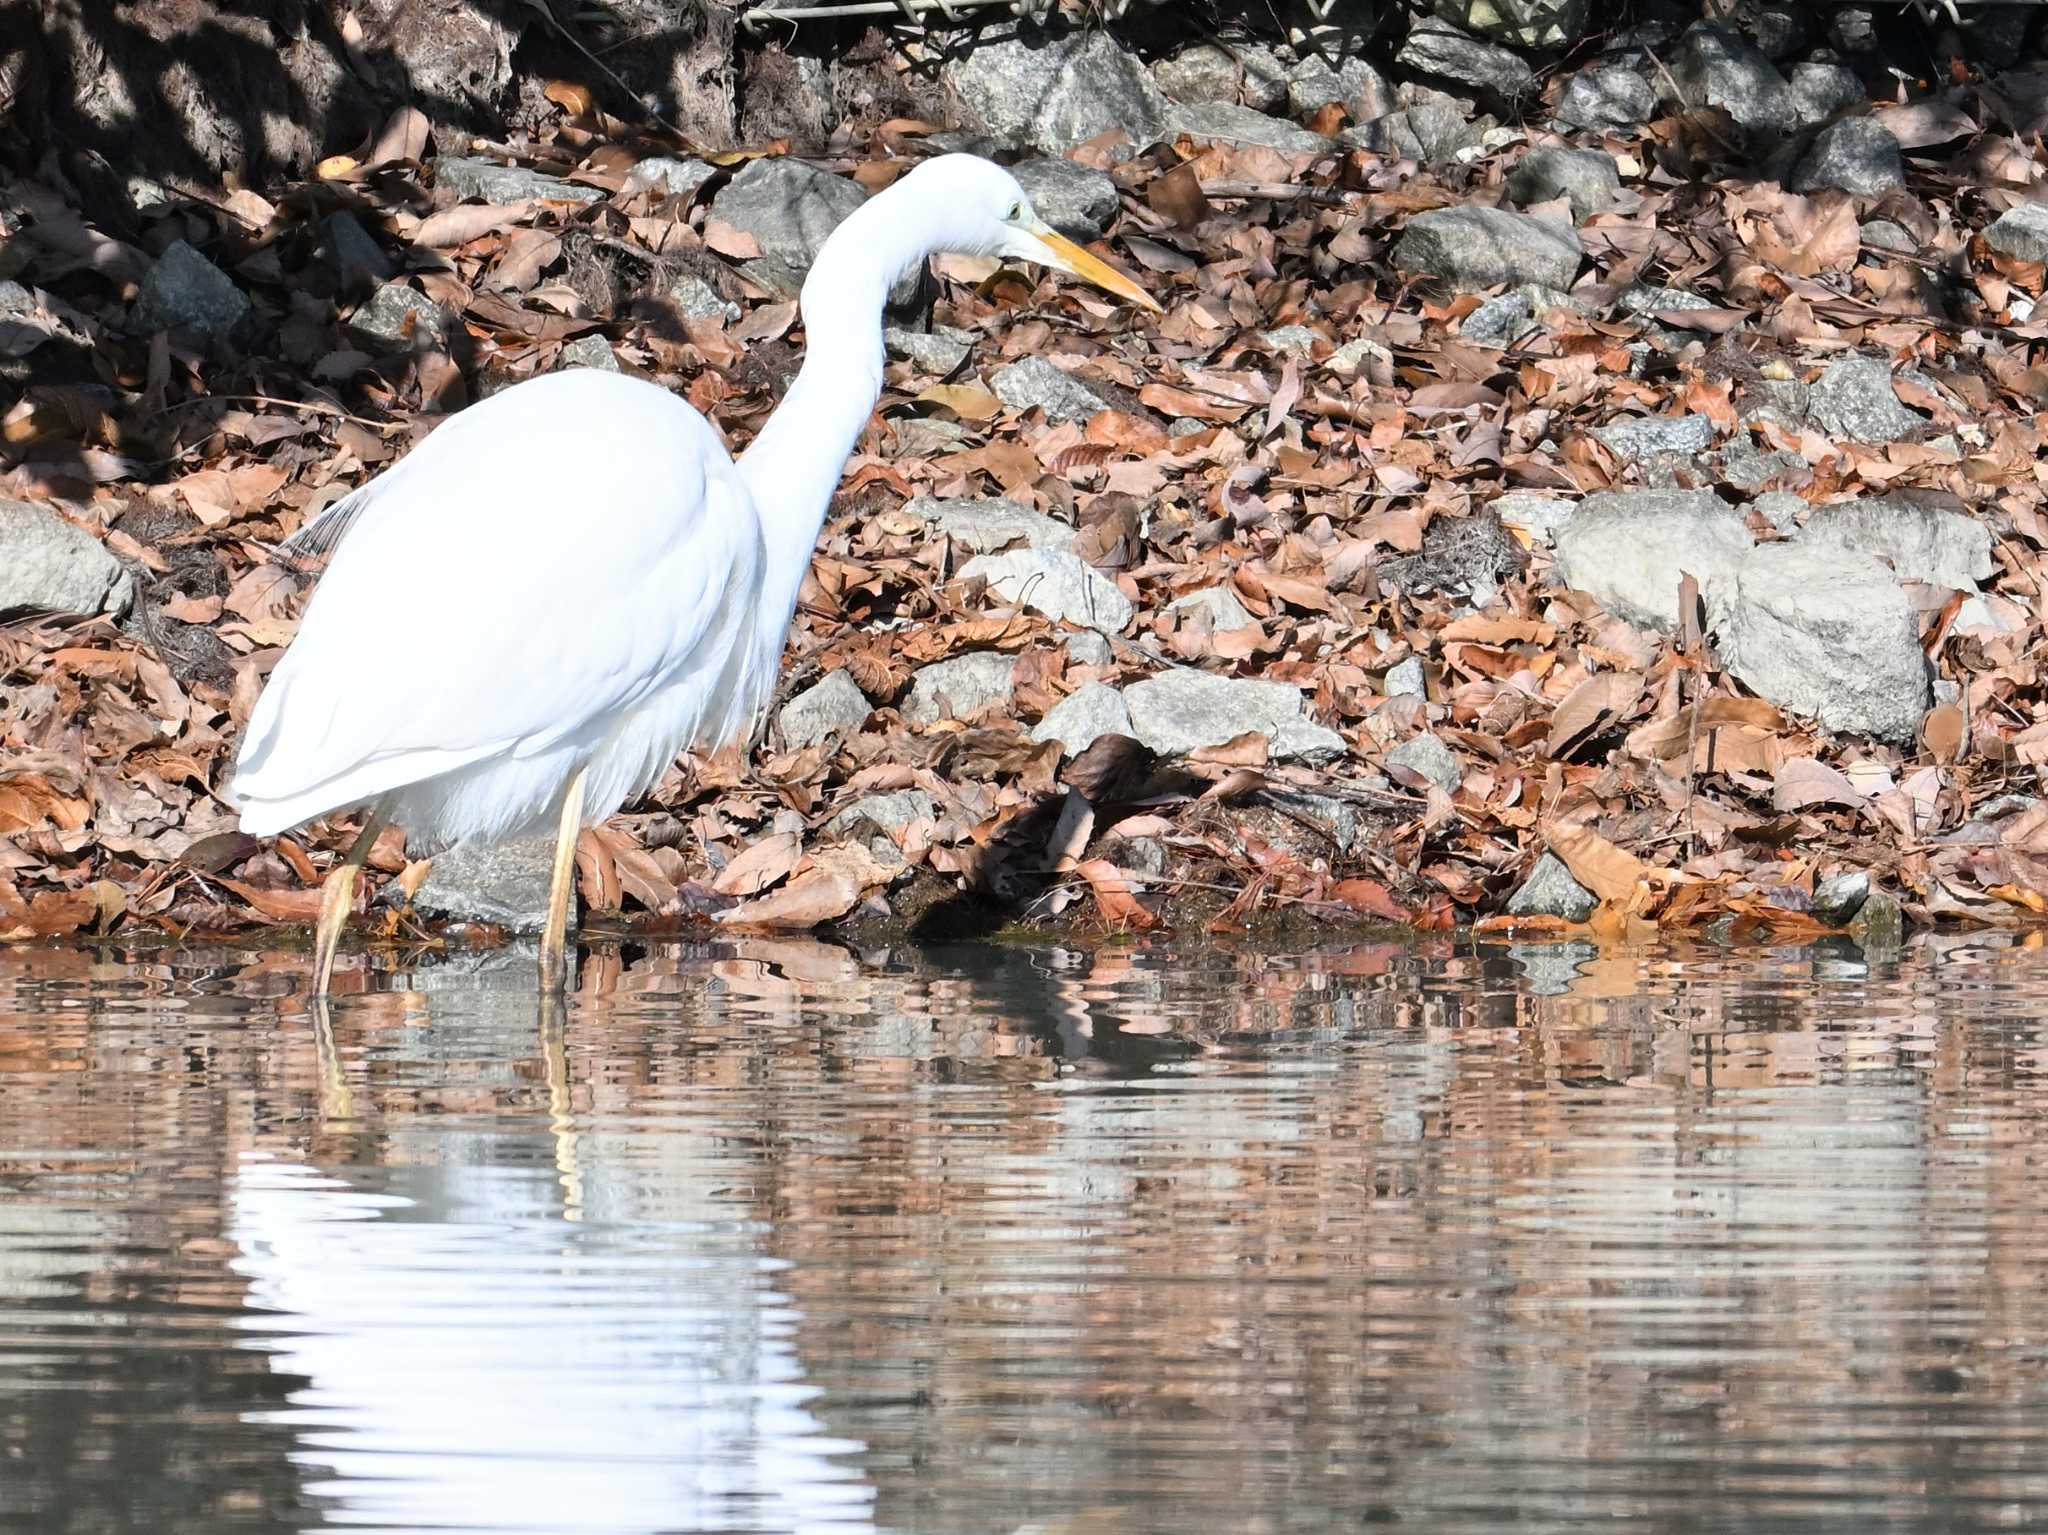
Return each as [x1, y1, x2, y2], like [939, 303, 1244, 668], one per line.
[0, 499, 133, 617]
[1716, 543, 1928, 742]
[902, 653, 1017, 726]
[1397, 18, 1535, 100]
[1123, 671, 1344, 762]
[1031, 682, 1134, 757]
[959, 549, 1134, 632]
[1552, 489, 1754, 631]
[1392, 205, 1583, 292]
[1505, 146, 1620, 221]
[941, 27, 1167, 153]
[130, 241, 248, 335]
[710, 158, 920, 307]
[1555, 64, 1657, 132]
[1166, 102, 1334, 155]
[1153, 42, 1292, 113]
[1797, 496, 1994, 592]
[1658, 23, 1799, 136]
[1808, 355, 1922, 444]
[1791, 118, 1905, 196]
[1011, 157, 1121, 241]
[413, 835, 554, 931]
[906, 495, 1077, 554]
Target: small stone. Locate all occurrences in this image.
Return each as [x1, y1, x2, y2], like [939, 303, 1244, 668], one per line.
[1261, 324, 1320, 356]
[1752, 491, 1808, 531]
[1717, 542, 1929, 742]
[883, 325, 973, 374]
[1344, 100, 1489, 166]
[1506, 851, 1597, 921]
[0, 498, 133, 617]
[1792, 117, 1905, 196]
[1618, 283, 1713, 316]
[1552, 489, 1754, 631]
[1555, 63, 1657, 132]
[1461, 284, 1579, 343]
[1505, 146, 1620, 221]
[1983, 202, 2048, 265]
[1830, 7, 1880, 53]
[130, 240, 248, 335]
[1392, 205, 1583, 294]
[1123, 671, 1344, 762]
[1747, 3, 1809, 59]
[1797, 495, 1994, 592]
[1384, 656, 1427, 697]
[942, 26, 1168, 153]
[1385, 731, 1462, 793]
[906, 494, 1075, 554]
[902, 653, 1017, 726]
[629, 155, 717, 199]
[1490, 492, 1576, 547]
[823, 789, 938, 839]
[1262, 789, 1361, 854]
[778, 669, 872, 748]
[669, 274, 740, 323]
[556, 334, 617, 371]
[1596, 413, 1716, 461]
[413, 836, 555, 931]
[1789, 61, 1866, 127]
[1851, 888, 1904, 948]
[1659, 22, 1799, 136]
[346, 282, 447, 349]
[1716, 441, 1809, 492]
[1066, 630, 1113, 666]
[1030, 682, 1133, 756]
[1165, 101, 1334, 155]
[1154, 42, 1291, 113]
[319, 213, 391, 283]
[1812, 870, 1871, 925]
[990, 357, 1108, 423]
[960, 548, 1134, 631]
[1013, 157, 1121, 241]
[1287, 53, 1393, 120]
[435, 156, 603, 204]
[1808, 355, 1922, 444]
[712, 158, 919, 307]
[1398, 18, 1535, 100]
[1166, 585, 1258, 631]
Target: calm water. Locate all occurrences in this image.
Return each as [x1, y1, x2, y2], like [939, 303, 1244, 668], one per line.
[4, 932, 2048, 1534]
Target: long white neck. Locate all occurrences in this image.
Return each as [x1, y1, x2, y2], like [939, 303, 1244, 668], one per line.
[736, 191, 923, 647]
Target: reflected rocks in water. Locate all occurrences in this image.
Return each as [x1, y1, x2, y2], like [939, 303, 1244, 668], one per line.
[4, 932, 2048, 1532]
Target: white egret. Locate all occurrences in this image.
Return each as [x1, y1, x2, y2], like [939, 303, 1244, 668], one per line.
[231, 154, 1158, 991]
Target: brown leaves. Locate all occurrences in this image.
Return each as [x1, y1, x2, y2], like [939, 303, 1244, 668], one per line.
[717, 844, 896, 928]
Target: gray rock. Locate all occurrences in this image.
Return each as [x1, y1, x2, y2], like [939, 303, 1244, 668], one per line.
[435, 156, 603, 205]
[823, 789, 939, 839]
[711, 158, 920, 308]
[1384, 656, 1427, 697]
[1166, 101, 1334, 155]
[1261, 324, 1320, 356]
[1555, 63, 1657, 132]
[1812, 870, 1871, 925]
[1809, 355, 1922, 444]
[130, 240, 247, 335]
[1659, 23, 1799, 136]
[902, 652, 1017, 725]
[1852, 887, 1905, 949]
[1618, 283, 1713, 317]
[669, 274, 740, 324]
[1461, 284, 1578, 343]
[1506, 147, 1620, 222]
[1717, 542, 1928, 742]
[1491, 492, 1576, 547]
[1262, 789, 1361, 854]
[1506, 851, 1597, 921]
[1386, 731, 1462, 793]
[629, 155, 716, 199]
[1398, 18, 1534, 100]
[1154, 42, 1292, 113]
[1392, 205, 1583, 293]
[1861, 219, 1917, 255]
[1288, 53, 1394, 119]
[1747, 376, 1813, 429]
[1344, 99, 1489, 166]
[1789, 61, 1866, 127]
[1030, 682, 1134, 756]
[0, 499, 133, 617]
[1798, 496, 1994, 591]
[1124, 671, 1345, 762]
[907, 494, 1075, 553]
[1066, 630, 1113, 666]
[1752, 491, 1808, 531]
[990, 357, 1108, 423]
[556, 334, 617, 372]
[1983, 201, 2048, 265]
[778, 669, 872, 748]
[346, 283, 447, 349]
[413, 836, 555, 931]
[1012, 157, 1121, 241]
[1166, 585, 1259, 631]
[1792, 117, 1905, 196]
[1552, 489, 1755, 631]
[883, 325, 973, 373]
[1716, 441, 1808, 492]
[942, 27, 1168, 153]
[319, 213, 391, 283]
[1746, 3, 1809, 59]
[1596, 413, 1716, 461]
[960, 548, 1134, 631]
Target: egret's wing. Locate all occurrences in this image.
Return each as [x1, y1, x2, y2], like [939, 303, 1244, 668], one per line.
[234, 371, 761, 820]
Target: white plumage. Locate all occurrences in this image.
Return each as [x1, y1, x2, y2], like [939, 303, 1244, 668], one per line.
[229, 153, 1158, 988]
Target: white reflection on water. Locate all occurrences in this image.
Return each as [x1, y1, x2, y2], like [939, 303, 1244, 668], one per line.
[228, 1151, 876, 1534]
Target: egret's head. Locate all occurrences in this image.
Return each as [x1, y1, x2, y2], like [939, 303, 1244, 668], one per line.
[903, 154, 1161, 313]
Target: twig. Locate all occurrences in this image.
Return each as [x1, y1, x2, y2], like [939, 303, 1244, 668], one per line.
[150, 394, 400, 433]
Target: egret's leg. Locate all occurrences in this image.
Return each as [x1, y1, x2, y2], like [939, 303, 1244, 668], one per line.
[539, 769, 587, 991]
[311, 808, 388, 995]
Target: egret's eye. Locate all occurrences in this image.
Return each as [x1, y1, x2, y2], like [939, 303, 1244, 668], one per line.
[1005, 201, 1023, 222]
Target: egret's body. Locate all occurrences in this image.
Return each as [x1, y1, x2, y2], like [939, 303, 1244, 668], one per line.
[230, 154, 1155, 990]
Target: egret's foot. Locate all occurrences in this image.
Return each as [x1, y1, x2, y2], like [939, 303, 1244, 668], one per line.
[311, 864, 358, 995]
[539, 770, 587, 991]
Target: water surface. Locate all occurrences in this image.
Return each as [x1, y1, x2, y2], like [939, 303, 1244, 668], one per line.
[3, 933, 2047, 1533]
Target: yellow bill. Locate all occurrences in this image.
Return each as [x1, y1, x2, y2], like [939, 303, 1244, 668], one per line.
[1032, 227, 1162, 313]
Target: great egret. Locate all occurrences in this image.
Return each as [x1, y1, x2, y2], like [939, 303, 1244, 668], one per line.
[231, 154, 1158, 991]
